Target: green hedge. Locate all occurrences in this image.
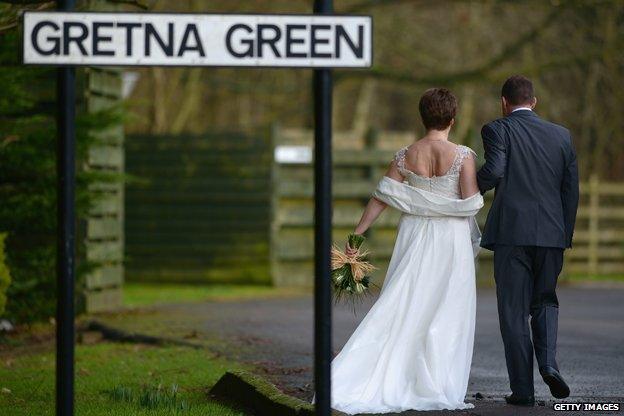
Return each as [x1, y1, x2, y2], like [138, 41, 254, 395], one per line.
[0, 32, 120, 323]
[125, 134, 271, 284]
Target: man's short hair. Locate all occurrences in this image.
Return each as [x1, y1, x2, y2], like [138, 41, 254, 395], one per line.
[501, 75, 535, 106]
[418, 88, 458, 131]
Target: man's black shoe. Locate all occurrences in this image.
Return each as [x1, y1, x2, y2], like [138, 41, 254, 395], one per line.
[540, 366, 570, 399]
[505, 394, 535, 406]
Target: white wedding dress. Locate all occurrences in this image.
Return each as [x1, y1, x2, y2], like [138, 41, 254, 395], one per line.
[329, 145, 484, 414]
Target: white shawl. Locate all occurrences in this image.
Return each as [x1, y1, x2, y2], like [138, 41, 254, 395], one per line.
[372, 176, 484, 257]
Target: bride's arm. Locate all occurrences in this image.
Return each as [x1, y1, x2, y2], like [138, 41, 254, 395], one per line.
[460, 153, 480, 198]
[347, 161, 403, 255]
[353, 198, 386, 235]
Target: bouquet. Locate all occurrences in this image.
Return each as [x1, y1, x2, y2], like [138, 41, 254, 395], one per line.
[331, 233, 377, 309]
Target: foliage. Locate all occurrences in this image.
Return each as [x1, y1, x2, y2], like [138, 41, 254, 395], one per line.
[0, 342, 249, 416]
[0, 33, 121, 322]
[126, 1, 624, 180]
[106, 383, 190, 412]
[0, 233, 11, 316]
[331, 233, 377, 312]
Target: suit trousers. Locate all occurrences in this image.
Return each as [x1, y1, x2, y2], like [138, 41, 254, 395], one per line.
[493, 245, 563, 396]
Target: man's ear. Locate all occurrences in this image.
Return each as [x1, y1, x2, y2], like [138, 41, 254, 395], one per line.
[531, 97, 537, 109]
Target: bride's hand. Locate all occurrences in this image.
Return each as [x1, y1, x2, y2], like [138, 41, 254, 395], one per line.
[345, 240, 359, 257]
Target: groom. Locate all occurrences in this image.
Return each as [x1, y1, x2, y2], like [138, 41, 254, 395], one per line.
[477, 75, 579, 406]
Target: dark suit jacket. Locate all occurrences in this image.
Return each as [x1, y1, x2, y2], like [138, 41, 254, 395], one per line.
[477, 110, 579, 250]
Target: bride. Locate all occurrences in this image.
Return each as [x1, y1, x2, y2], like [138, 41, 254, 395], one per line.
[330, 88, 484, 414]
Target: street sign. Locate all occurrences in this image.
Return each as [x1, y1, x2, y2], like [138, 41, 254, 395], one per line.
[28, 2, 357, 415]
[23, 12, 372, 67]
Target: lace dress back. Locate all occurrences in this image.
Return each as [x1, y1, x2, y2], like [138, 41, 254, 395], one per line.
[394, 144, 474, 199]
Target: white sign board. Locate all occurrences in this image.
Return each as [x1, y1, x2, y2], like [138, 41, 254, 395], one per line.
[23, 12, 372, 67]
[274, 145, 313, 164]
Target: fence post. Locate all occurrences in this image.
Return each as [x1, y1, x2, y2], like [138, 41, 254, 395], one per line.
[269, 124, 281, 286]
[364, 127, 379, 240]
[83, 67, 125, 313]
[588, 174, 599, 276]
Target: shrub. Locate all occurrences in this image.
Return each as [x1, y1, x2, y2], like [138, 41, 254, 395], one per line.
[0, 32, 121, 322]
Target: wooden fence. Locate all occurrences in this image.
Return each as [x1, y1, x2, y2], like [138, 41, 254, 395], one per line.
[82, 66, 125, 312]
[125, 132, 272, 284]
[78, 0, 132, 312]
[270, 127, 624, 286]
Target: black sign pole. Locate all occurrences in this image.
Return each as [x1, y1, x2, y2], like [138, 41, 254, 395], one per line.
[313, 1, 333, 416]
[56, 0, 76, 415]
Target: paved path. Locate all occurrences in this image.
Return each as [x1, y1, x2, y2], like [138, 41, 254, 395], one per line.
[107, 286, 624, 415]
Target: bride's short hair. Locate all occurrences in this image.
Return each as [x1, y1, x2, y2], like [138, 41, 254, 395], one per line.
[418, 88, 457, 131]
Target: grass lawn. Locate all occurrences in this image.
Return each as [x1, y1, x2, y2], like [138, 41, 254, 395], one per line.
[0, 342, 250, 416]
[123, 282, 309, 308]
[1, 283, 311, 414]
